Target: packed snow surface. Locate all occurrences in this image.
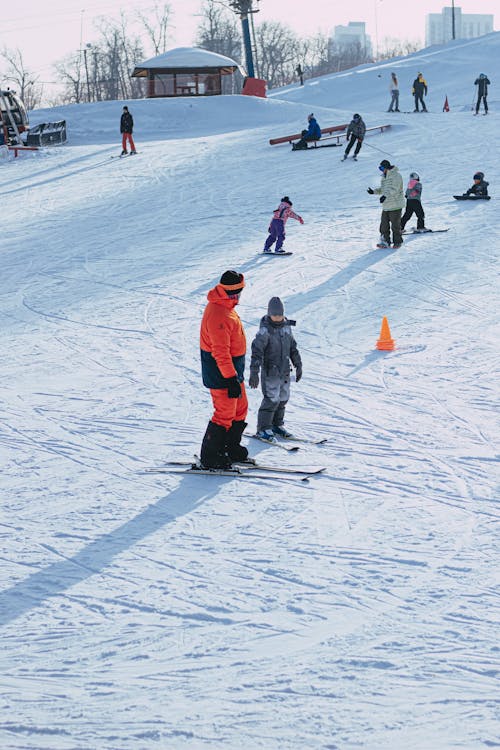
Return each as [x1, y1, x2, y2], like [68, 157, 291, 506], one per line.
[1, 33, 499, 750]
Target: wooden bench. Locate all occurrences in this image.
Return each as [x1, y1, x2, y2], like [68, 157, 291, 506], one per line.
[269, 123, 349, 146]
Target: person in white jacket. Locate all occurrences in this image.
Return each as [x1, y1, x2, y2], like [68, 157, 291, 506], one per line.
[387, 73, 400, 112]
[367, 159, 405, 248]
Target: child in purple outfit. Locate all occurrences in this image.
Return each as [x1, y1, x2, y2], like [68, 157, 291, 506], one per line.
[263, 196, 304, 254]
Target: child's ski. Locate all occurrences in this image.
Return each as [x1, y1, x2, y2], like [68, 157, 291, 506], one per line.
[150, 457, 325, 476]
[402, 228, 449, 234]
[247, 434, 300, 451]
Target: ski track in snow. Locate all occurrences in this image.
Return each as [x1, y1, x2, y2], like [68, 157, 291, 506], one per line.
[1, 38, 500, 750]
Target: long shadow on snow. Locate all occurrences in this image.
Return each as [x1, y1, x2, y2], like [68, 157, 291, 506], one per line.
[0, 478, 225, 628]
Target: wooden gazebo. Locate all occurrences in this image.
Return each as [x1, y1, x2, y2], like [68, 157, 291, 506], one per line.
[131, 47, 243, 98]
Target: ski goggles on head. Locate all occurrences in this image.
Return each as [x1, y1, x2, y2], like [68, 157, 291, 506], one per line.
[225, 288, 243, 299]
[378, 165, 386, 172]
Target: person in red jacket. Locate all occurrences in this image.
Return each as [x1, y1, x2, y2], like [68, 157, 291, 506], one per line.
[200, 270, 248, 469]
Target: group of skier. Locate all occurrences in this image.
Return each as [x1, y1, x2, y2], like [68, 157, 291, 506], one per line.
[386, 71, 491, 114]
[199, 271, 302, 469]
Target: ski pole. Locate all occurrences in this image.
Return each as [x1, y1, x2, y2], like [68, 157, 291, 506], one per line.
[471, 86, 477, 111]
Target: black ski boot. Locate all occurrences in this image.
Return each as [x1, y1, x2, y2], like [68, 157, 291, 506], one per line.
[200, 421, 232, 469]
[225, 420, 248, 462]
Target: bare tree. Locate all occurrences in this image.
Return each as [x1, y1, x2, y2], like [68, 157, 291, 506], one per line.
[1, 47, 44, 110]
[196, 0, 242, 62]
[137, 2, 172, 56]
[377, 38, 420, 61]
[253, 21, 299, 88]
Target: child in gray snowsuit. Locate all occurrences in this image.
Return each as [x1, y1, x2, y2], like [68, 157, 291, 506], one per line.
[249, 297, 302, 440]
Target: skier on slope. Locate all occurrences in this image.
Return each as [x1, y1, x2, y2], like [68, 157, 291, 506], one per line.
[292, 113, 321, 150]
[120, 106, 137, 156]
[367, 159, 405, 248]
[249, 297, 302, 441]
[263, 196, 304, 254]
[463, 171, 489, 197]
[199, 270, 249, 469]
[342, 113, 366, 161]
[401, 172, 427, 233]
[412, 73, 428, 112]
[474, 73, 491, 115]
[387, 72, 400, 112]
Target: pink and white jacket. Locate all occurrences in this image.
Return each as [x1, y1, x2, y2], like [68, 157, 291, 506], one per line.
[405, 178, 422, 201]
[271, 202, 303, 225]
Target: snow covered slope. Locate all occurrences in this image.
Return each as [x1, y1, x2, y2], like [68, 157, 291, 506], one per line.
[0, 35, 499, 750]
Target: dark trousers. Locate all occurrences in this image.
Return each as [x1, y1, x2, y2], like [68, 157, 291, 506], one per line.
[380, 209, 402, 245]
[476, 94, 488, 113]
[401, 199, 425, 230]
[414, 93, 427, 111]
[264, 218, 286, 252]
[345, 134, 362, 156]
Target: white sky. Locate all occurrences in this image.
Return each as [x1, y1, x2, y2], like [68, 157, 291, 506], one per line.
[0, 0, 498, 85]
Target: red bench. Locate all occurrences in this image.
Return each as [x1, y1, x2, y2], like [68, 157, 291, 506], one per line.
[8, 145, 39, 157]
[270, 123, 391, 148]
[269, 123, 348, 145]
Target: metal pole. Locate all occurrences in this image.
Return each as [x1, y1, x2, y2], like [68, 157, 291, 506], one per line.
[452, 0, 456, 40]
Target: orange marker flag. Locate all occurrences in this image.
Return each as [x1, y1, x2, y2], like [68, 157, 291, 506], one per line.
[376, 316, 395, 351]
[443, 95, 450, 112]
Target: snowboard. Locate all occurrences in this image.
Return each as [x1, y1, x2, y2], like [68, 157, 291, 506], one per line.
[453, 195, 490, 201]
[261, 251, 293, 256]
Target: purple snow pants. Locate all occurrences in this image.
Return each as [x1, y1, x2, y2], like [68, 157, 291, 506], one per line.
[264, 218, 285, 252]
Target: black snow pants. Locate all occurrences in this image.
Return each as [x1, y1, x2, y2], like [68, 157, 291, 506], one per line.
[401, 199, 425, 230]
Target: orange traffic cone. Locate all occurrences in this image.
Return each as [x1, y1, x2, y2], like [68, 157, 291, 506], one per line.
[376, 316, 395, 351]
[443, 95, 450, 112]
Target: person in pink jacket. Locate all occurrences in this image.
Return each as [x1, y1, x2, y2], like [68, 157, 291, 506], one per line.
[263, 196, 304, 253]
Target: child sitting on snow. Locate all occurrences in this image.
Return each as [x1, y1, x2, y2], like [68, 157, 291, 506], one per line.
[464, 171, 489, 197]
[401, 172, 427, 232]
[249, 297, 302, 441]
[263, 196, 304, 254]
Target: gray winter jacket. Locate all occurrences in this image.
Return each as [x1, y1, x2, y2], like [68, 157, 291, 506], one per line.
[250, 316, 301, 379]
[347, 117, 366, 140]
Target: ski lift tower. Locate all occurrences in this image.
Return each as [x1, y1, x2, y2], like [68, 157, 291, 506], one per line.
[228, 0, 267, 97]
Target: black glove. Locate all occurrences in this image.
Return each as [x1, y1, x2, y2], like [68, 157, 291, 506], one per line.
[380, 195, 386, 203]
[226, 376, 241, 398]
[249, 371, 259, 389]
[367, 187, 374, 194]
[295, 365, 302, 383]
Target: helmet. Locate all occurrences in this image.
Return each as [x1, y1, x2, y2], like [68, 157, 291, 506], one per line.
[281, 196, 292, 205]
[379, 159, 391, 171]
[479, 73, 486, 79]
[409, 172, 419, 180]
[353, 113, 361, 120]
[473, 172, 484, 181]
[307, 113, 314, 120]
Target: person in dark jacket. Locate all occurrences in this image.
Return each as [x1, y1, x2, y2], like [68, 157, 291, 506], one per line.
[292, 114, 321, 150]
[412, 73, 428, 112]
[464, 172, 489, 197]
[342, 114, 366, 161]
[401, 172, 426, 232]
[474, 74, 490, 115]
[249, 297, 302, 440]
[199, 270, 248, 468]
[120, 106, 136, 155]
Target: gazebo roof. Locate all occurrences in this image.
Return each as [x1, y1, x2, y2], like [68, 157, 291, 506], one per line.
[132, 47, 241, 77]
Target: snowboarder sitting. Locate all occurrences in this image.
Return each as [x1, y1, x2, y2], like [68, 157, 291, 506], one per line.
[343, 113, 366, 160]
[249, 297, 302, 441]
[292, 113, 321, 150]
[367, 159, 405, 249]
[401, 172, 427, 232]
[263, 196, 304, 254]
[464, 171, 489, 198]
[199, 270, 249, 469]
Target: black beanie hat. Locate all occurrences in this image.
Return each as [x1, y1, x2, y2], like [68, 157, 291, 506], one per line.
[281, 196, 292, 205]
[380, 159, 391, 170]
[268, 297, 284, 316]
[219, 270, 245, 293]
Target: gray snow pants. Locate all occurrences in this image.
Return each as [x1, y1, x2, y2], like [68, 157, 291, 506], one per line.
[257, 373, 291, 431]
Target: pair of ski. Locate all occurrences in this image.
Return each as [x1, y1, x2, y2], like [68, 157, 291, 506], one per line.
[247, 433, 327, 452]
[402, 228, 449, 234]
[145, 456, 326, 482]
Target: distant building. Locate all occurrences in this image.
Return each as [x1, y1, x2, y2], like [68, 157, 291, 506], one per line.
[425, 7, 494, 46]
[332, 22, 372, 55]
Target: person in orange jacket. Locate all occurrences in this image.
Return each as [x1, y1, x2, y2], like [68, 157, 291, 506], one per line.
[200, 270, 248, 469]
